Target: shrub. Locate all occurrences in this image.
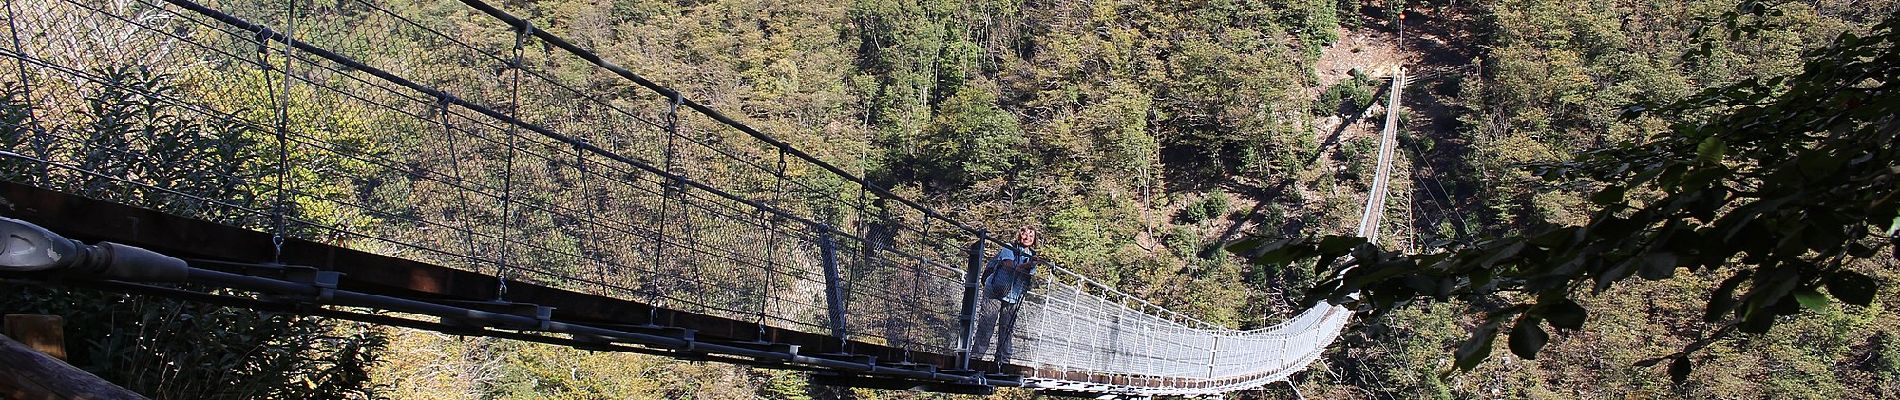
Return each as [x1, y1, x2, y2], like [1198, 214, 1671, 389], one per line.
[1312, 71, 1381, 116]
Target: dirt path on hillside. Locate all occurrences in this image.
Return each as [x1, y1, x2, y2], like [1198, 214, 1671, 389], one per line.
[1199, 8, 1484, 252]
[1301, 8, 1483, 239]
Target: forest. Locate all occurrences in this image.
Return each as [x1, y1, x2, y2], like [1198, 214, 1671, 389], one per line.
[0, 0, 1896, 398]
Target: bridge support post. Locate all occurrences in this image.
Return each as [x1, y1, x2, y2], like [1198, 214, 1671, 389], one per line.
[1207, 335, 1218, 379]
[954, 231, 987, 371]
[818, 224, 848, 348]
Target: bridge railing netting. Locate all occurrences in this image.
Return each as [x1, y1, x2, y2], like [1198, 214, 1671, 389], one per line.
[0, 0, 1347, 392]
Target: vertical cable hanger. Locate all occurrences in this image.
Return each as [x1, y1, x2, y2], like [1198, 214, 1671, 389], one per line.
[841, 178, 870, 305]
[677, 122, 708, 313]
[492, 18, 531, 300]
[755, 148, 788, 341]
[674, 91, 703, 315]
[644, 89, 683, 324]
[570, 101, 603, 291]
[257, 0, 298, 264]
[902, 215, 936, 364]
[575, 135, 599, 284]
[437, 98, 483, 278]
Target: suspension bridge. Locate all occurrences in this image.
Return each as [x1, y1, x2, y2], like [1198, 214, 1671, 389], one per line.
[0, 0, 1408, 396]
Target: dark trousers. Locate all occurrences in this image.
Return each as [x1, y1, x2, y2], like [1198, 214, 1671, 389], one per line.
[970, 299, 1021, 366]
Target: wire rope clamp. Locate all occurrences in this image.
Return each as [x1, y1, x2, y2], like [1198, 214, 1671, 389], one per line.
[567, 333, 623, 352]
[438, 300, 555, 331]
[708, 339, 797, 359]
[887, 361, 938, 374]
[509, 20, 533, 67]
[982, 372, 1023, 387]
[592, 322, 697, 341]
[252, 26, 277, 59]
[275, 265, 341, 302]
[814, 353, 877, 371]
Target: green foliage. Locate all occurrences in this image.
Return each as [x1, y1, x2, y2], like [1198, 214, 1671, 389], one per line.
[0, 64, 396, 397]
[0, 285, 386, 399]
[1237, 11, 1900, 382]
[756, 369, 814, 400]
[852, 0, 1020, 192]
[43, 0, 1899, 396]
[911, 83, 1027, 189]
[1286, 0, 1344, 57]
[74, 67, 239, 201]
[1337, 134, 1379, 184]
[1162, 225, 1201, 258]
[1313, 70, 1379, 116]
[1346, 304, 1462, 399]
[1180, 191, 1231, 223]
[1, 82, 39, 179]
[1046, 201, 1119, 277]
[1878, 334, 1900, 385]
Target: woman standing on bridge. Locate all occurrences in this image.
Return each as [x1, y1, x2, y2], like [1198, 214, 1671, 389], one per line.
[972, 226, 1039, 366]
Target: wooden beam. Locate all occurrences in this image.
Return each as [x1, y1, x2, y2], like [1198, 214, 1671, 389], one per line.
[0, 333, 147, 400]
[3, 315, 67, 361]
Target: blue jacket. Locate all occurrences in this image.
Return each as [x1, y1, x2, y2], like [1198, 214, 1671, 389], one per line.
[984, 245, 1035, 304]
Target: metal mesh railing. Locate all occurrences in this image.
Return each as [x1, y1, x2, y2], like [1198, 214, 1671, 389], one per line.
[996, 267, 1352, 394]
[0, 0, 1366, 395]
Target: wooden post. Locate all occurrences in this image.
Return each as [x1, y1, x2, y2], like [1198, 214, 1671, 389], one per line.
[4, 315, 66, 360]
[0, 318, 147, 396]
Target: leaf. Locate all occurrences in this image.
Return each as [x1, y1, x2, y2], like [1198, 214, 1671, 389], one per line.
[1848, 243, 1877, 258]
[1402, 275, 1438, 294]
[1453, 322, 1501, 371]
[1669, 356, 1692, 384]
[1595, 259, 1636, 293]
[1247, 239, 1309, 266]
[1792, 288, 1828, 311]
[1620, 105, 1647, 119]
[1595, 216, 1640, 239]
[1591, 185, 1626, 204]
[1696, 136, 1726, 164]
[1508, 317, 1550, 360]
[1530, 226, 1579, 248]
[1224, 237, 1265, 255]
[1634, 356, 1666, 367]
[1739, 305, 1776, 333]
[1825, 270, 1877, 306]
[1638, 252, 1679, 280]
[1317, 235, 1367, 255]
[1546, 299, 1587, 330]
[1479, 241, 1526, 267]
[1797, 150, 1842, 177]
[1706, 271, 1751, 322]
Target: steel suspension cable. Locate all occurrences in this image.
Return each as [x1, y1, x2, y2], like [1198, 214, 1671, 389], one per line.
[0, 0, 851, 327]
[27, 0, 1373, 392]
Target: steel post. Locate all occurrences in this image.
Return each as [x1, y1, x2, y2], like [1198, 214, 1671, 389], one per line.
[818, 224, 848, 347]
[955, 231, 987, 370]
[1206, 335, 1219, 379]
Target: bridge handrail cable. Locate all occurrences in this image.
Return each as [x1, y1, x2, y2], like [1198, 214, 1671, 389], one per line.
[0, 0, 1400, 393]
[439, 0, 1234, 332]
